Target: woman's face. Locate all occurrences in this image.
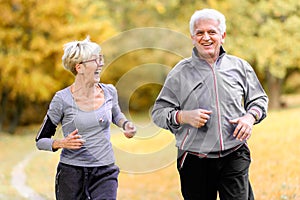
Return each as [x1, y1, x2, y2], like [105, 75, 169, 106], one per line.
[191, 18, 226, 62]
[78, 54, 104, 83]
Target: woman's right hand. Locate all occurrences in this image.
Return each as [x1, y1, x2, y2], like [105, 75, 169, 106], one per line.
[52, 129, 85, 150]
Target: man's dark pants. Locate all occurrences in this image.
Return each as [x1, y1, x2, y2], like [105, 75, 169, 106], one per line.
[177, 144, 254, 200]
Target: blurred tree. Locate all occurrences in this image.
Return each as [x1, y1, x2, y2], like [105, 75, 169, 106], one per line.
[219, 0, 300, 109]
[101, 0, 209, 113]
[94, 0, 300, 111]
[254, 0, 300, 108]
[0, 0, 116, 133]
[1, 0, 299, 132]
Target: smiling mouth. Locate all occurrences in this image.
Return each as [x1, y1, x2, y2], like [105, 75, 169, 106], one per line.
[202, 42, 213, 46]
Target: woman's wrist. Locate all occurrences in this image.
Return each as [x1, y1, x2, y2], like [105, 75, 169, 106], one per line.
[122, 120, 129, 130]
[52, 139, 61, 151]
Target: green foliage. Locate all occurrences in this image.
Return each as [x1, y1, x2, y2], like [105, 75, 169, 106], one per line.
[253, 0, 300, 79]
[1, 0, 300, 130]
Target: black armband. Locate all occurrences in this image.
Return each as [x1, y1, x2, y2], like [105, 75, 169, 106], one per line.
[35, 115, 57, 142]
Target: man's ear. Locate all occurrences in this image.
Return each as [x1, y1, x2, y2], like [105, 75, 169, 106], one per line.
[221, 32, 226, 44]
[190, 35, 196, 46]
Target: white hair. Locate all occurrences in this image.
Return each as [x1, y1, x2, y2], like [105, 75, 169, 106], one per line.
[189, 8, 226, 35]
[62, 36, 101, 75]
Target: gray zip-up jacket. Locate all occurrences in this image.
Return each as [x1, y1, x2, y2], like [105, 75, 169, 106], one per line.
[151, 47, 268, 157]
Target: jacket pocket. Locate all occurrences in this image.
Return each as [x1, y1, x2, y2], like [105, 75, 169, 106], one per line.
[177, 151, 188, 170]
[178, 128, 190, 150]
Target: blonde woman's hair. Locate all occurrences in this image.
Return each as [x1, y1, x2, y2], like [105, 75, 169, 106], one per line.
[62, 36, 101, 75]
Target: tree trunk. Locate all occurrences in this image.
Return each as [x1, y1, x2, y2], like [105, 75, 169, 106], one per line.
[266, 68, 282, 110]
[8, 95, 25, 134]
[0, 89, 9, 132]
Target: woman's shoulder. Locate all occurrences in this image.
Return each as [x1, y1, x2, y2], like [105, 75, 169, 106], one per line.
[52, 87, 72, 103]
[100, 83, 117, 96]
[100, 83, 116, 91]
[55, 86, 71, 96]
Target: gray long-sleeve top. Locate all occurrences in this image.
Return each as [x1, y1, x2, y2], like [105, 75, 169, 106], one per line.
[36, 83, 125, 167]
[151, 47, 268, 157]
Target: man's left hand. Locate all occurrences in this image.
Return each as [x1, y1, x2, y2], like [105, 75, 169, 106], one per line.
[229, 114, 256, 141]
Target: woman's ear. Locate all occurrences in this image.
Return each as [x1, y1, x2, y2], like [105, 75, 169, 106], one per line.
[75, 63, 83, 74]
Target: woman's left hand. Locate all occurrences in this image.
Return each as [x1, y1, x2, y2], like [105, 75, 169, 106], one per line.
[123, 121, 136, 138]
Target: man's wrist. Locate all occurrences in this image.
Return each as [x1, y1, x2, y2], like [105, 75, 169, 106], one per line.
[248, 110, 259, 122]
[176, 111, 184, 124]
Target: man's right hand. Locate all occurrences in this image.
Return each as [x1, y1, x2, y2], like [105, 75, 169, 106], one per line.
[179, 109, 212, 128]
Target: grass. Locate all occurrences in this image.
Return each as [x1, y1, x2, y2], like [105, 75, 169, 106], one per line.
[1, 98, 300, 200]
[248, 107, 300, 200]
[0, 126, 40, 200]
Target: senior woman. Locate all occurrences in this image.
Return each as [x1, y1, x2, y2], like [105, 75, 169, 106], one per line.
[35, 36, 136, 200]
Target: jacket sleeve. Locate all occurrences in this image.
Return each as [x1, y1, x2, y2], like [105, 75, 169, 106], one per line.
[151, 75, 181, 134]
[244, 62, 268, 124]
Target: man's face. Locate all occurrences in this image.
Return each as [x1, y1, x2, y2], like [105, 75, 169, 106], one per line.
[191, 18, 226, 61]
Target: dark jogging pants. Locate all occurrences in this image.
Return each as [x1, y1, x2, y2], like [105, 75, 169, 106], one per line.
[55, 163, 119, 200]
[177, 144, 254, 200]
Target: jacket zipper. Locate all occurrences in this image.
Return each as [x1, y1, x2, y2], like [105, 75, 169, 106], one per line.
[210, 64, 224, 151]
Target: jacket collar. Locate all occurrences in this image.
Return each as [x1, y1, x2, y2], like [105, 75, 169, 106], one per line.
[190, 46, 226, 70]
[192, 46, 226, 61]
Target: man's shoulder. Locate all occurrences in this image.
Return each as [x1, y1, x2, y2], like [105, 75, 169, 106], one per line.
[176, 57, 193, 67]
[222, 54, 254, 72]
[170, 57, 193, 73]
[223, 54, 247, 63]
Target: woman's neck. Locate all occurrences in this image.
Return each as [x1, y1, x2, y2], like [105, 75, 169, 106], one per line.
[70, 81, 104, 111]
[71, 77, 99, 97]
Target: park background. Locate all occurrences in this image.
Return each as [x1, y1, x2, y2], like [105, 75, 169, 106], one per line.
[0, 0, 299, 199]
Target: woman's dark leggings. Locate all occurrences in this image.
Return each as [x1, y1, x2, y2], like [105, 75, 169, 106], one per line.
[55, 163, 119, 200]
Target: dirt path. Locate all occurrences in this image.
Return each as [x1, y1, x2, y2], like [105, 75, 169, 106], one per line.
[11, 151, 45, 200]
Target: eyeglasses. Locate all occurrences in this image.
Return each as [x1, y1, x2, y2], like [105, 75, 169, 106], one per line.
[79, 54, 104, 66]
